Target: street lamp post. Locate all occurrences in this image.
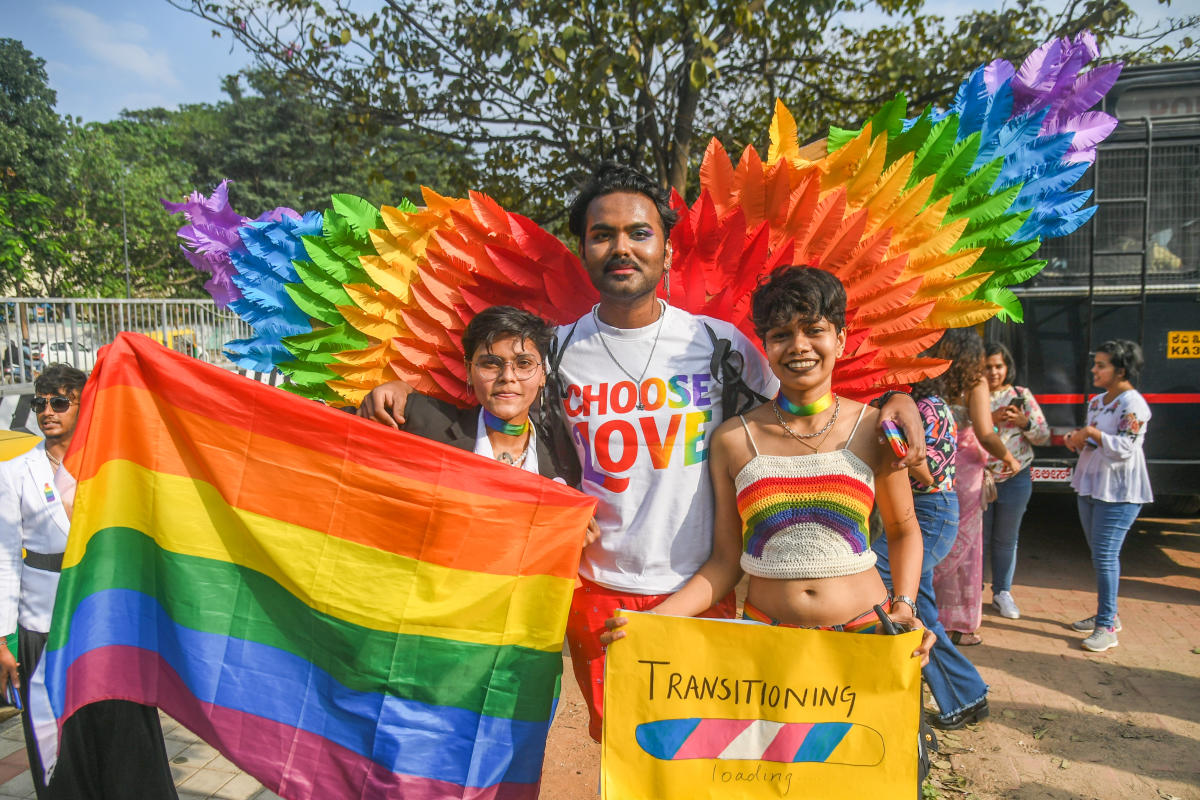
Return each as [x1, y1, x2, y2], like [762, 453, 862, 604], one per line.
[120, 169, 131, 298]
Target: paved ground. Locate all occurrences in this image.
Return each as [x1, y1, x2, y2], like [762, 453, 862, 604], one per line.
[0, 495, 1195, 799]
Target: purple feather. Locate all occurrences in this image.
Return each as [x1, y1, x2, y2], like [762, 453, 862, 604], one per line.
[162, 184, 301, 308]
[162, 180, 251, 308]
[1012, 32, 1102, 117]
[1046, 63, 1123, 127]
[983, 59, 1014, 94]
[1055, 110, 1119, 163]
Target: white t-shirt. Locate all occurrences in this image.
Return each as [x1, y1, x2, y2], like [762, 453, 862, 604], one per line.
[555, 303, 777, 594]
[1071, 389, 1153, 504]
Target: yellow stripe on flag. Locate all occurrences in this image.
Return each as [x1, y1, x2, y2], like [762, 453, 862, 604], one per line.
[70, 459, 575, 652]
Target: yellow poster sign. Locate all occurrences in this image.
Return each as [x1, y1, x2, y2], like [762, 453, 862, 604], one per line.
[1167, 331, 1200, 358]
[602, 612, 923, 799]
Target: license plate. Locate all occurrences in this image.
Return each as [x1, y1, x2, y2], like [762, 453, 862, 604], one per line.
[1031, 466, 1073, 482]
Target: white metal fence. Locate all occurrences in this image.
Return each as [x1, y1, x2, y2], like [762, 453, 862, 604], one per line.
[1, 297, 260, 394]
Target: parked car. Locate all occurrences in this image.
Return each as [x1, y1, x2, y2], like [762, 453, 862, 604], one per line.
[41, 340, 97, 371]
[2, 340, 45, 382]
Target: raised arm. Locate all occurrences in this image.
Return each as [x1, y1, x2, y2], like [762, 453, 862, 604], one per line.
[1019, 388, 1050, 446]
[873, 451, 935, 663]
[968, 379, 1020, 473]
[877, 392, 928, 470]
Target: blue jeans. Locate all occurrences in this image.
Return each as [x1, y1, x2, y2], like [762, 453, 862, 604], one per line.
[874, 492, 988, 721]
[1076, 495, 1142, 629]
[982, 467, 1034, 593]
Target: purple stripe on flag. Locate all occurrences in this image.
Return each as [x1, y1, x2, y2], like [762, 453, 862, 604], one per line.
[61, 646, 539, 800]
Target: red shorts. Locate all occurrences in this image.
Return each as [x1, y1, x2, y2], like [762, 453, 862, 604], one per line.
[565, 576, 736, 742]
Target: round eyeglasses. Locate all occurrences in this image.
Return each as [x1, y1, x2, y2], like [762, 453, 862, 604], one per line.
[471, 355, 542, 381]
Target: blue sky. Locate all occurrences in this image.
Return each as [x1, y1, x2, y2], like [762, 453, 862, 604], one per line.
[2, 0, 251, 121]
[1, 0, 1183, 123]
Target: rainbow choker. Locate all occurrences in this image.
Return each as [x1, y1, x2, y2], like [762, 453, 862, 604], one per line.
[775, 391, 833, 417]
[482, 409, 529, 436]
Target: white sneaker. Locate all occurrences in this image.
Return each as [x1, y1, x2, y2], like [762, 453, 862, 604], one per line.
[1071, 615, 1122, 632]
[1082, 627, 1119, 652]
[993, 590, 1020, 620]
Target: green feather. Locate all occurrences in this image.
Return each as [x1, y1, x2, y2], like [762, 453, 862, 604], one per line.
[932, 133, 982, 199]
[285, 283, 342, 327]
[283, 323, 370, 355]
[911, 118, 957, 184]
[950, 157, 1005, 208]
[303, 234, 372, 286]
[945, 183, 1022, 225]
[331, 194, 383, 241]
[828, 125, 857, 153]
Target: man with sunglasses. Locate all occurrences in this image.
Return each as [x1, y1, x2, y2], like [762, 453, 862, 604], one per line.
[0, 365, 177, 798]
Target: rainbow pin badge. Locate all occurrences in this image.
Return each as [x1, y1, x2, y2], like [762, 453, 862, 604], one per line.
[43, 482, 56, 503]
[636, 718, 884, 766]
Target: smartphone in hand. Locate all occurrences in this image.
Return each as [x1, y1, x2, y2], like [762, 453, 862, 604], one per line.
[880, 419, 909, 459]
[1010, 396, 1025, 411]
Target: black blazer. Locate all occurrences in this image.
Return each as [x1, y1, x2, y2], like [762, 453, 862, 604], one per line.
[399, 393, 579, 485]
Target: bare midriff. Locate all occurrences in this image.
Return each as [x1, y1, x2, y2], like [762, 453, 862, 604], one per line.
[746, 567, 889, 627]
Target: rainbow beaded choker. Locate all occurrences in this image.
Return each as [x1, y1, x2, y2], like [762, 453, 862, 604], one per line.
[775, 391, 833, 417]
[482, 409, 529, 436]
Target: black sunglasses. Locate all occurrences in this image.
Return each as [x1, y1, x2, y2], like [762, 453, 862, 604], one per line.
[32, 396, 73, 413]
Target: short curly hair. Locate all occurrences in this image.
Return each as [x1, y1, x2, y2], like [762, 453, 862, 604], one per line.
[566, 161, 679, 241]
[750, 265, 847, 341]
[1096, 339, 1143, 386]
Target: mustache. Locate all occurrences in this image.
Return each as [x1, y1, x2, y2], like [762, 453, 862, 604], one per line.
[604, 257, 640, 271]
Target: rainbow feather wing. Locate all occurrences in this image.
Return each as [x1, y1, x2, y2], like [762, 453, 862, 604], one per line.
[171, 33, 1118, 403]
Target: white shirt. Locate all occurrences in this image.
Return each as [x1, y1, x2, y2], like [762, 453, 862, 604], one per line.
[1071, 389, 1153, 504]
[0, 442, 71, 634]
[556, 304, 776, 594]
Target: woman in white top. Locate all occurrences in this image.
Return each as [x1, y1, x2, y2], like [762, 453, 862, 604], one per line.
[1065, 340, 1152, 652]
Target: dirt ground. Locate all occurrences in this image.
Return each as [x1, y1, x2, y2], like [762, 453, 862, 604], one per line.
[538, 495, 1200, 799]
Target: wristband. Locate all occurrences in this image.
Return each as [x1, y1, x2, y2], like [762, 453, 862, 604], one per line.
[892, 595, 916, 614]
[870, 389, 910, 410]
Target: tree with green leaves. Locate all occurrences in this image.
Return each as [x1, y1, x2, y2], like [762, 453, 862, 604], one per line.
[171, 0, 1197, 225]
[0, 38, 68, 294]
[1, 46, 467, 298]
[172, 70, 470, 216]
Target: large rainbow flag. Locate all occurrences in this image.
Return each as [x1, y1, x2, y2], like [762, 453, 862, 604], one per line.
[37, 332, 595, 798]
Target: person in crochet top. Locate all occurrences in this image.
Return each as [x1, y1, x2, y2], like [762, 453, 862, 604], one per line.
[604, 265, 933, 663]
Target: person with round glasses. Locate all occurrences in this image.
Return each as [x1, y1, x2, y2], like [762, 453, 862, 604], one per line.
[396, 305, 581, 486]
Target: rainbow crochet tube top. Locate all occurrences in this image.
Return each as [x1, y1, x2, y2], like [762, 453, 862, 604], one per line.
[735, 451, 876, 579]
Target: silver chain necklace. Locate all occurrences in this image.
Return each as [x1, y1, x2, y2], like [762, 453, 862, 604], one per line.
[497, 448, 530, 468]
[593, 303, 666, 411]
[772, 395, 840, 445]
